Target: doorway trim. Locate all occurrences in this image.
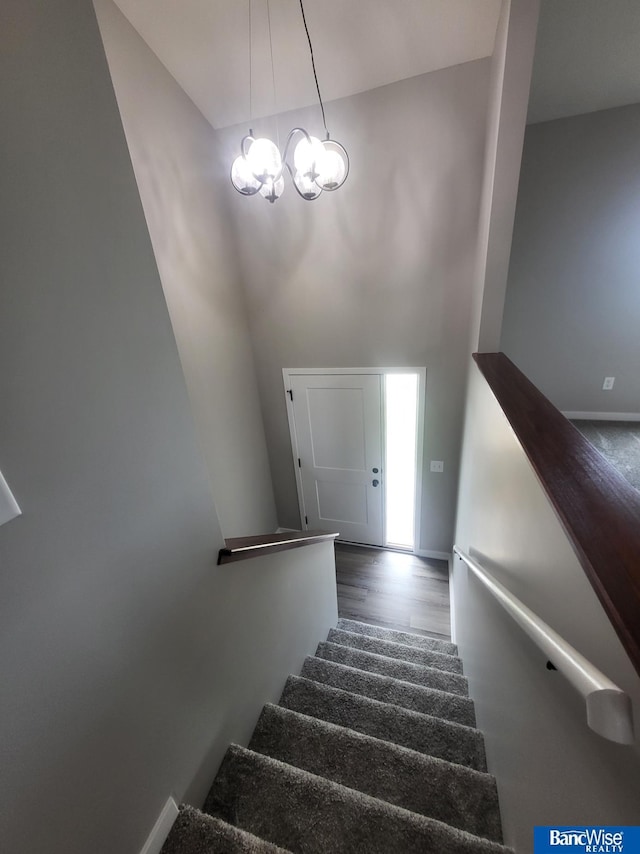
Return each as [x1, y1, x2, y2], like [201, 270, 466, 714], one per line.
[283, 367, 426, 555]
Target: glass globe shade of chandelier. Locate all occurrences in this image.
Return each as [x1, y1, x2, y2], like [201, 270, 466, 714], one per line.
[245, 137, 282, 184]
[230, 152, 261, 196]
[316, 139, 349, 190]
[293, 135, 325, 178]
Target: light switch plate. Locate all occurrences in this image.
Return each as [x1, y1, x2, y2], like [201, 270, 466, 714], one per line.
[0, 469, 21, 527]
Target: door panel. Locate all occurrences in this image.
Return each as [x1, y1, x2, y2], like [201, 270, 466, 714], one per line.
[307, 387, 367, 470]
[316, 481, 368, 525]
[291, 373, 383, 545]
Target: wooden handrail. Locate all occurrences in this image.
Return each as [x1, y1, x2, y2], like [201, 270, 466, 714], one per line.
[218, 530, 339, 565]
[474, 352, 640, 677]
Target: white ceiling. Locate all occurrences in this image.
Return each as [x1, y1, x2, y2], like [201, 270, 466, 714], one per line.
[528, 0, 640, 124]
[112, 0, 502, 130]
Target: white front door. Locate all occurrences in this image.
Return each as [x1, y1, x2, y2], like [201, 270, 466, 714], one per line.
[289, 373, 384, 545]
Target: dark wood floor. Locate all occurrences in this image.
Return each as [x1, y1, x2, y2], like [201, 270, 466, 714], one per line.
[335, 543, 451, 642]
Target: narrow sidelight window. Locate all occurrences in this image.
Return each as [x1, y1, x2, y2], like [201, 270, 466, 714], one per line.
[384, 373, 419, 549]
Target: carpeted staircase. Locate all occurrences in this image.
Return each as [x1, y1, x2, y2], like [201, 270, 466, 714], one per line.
[161, 618, 510, 853]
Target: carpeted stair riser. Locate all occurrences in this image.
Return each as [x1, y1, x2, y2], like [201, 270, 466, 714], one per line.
[316, 640, 469, 696]
[337, 618, 458, 656]
[279, 675, 487, 772]
[161, 805, 291, 853]
[301, 656, 476, 727]
[249, 703, 502, 843]
[204, 745, 510, 854]
[327, 628, 464, 673]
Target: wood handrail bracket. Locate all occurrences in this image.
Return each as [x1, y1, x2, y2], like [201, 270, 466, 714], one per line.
[218, 530, 339, 565]
[474, 353, 640, 677]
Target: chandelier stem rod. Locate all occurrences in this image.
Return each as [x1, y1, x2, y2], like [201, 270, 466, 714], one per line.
[266, 0, 280, 149]
[298, 0, 328, 137]
[248, 0, 252, 125]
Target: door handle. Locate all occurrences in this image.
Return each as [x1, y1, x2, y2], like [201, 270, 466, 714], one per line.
[372, 479, 379, 487]
[372, 467, 379, 473]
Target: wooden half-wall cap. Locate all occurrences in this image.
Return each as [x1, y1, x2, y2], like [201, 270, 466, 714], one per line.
[474, 352, 640, 678]
[218, 530, 340, 565]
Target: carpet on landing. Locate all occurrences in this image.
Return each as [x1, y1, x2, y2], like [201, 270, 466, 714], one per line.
[572, 420, 640, 491]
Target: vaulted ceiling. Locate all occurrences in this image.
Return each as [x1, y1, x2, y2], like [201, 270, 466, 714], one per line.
[113, 0, 640, 132]
[111, 0, 502, 129]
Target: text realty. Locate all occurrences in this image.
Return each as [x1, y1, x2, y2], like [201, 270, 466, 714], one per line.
[549, 829, 624, 852]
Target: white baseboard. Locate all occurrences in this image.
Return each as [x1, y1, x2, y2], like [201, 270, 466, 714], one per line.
[325, 539, 450, 561]
[414, 548, 451, 561]
[338, 541, 395, 552]
[563, 411, 640, 422]
[139, 797, 179, 854]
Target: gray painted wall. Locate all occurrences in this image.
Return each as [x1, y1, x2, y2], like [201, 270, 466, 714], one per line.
[472, 0, 540, 353]
[501, 102, 640, 414]
[454, 364, 640, 853]
[94, 0, 277, 537]
[219, 61, 492, 554]
[0, 2, 337, 852]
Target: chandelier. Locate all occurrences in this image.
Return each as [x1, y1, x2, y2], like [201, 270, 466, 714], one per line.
[230, 0, 349, 203]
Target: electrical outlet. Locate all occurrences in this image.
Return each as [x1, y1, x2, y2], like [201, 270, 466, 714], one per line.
[603, 377, 615, 391]
[430, 460, 444, 472]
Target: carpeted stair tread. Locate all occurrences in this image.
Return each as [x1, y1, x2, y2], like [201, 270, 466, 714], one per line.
[327, 627, 463, 673]
[337, 618, 458, 656]
[160, 805, 291, 853]
[204, 745, 509, 854]
[301, 655, 476, 726]
[316, 640, 469, 696]
[249, 703, 502, 842]
[166, 619, 509, 854]
[279, 675, 487, 771]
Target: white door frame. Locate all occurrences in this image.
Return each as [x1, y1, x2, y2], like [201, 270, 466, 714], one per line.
[283, 367, 426, 554]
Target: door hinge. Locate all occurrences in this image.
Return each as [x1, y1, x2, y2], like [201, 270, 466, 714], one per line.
[287, 389, 293, 401]
[298, 458, 301, 468]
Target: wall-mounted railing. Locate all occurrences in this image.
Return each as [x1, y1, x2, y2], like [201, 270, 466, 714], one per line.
[453, 546, 635, 744]
[218, 530, 339, 565]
